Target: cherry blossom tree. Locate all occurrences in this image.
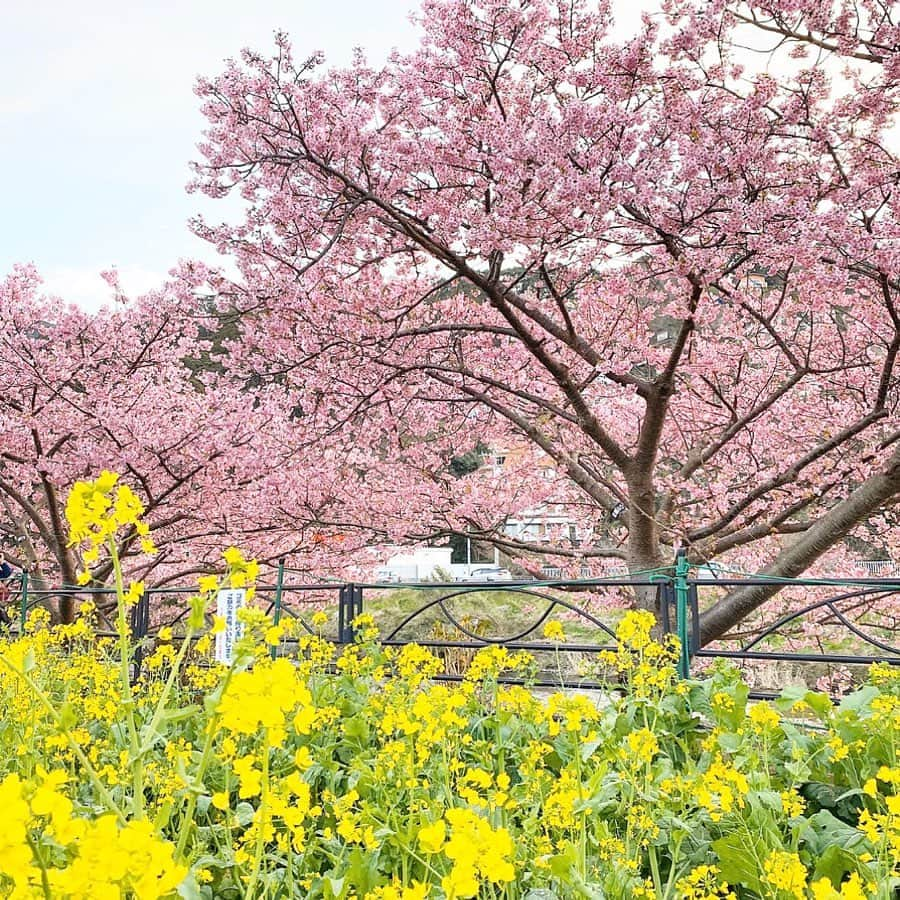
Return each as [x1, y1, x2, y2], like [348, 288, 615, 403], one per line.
[0, 265, 562, 621]
[189, 0, 899, 642]
[0, 266, 341, 620]
[716, 0, 899, 69]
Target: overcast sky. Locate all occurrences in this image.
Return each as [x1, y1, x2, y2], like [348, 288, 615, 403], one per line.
[1, 1, 424, 308]
[0, 0, 650, 309]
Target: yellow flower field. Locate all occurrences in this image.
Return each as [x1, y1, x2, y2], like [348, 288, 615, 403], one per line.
[0, 475, 898, 898]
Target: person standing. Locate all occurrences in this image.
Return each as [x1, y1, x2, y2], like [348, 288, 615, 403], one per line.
[0, 556, 15, 627]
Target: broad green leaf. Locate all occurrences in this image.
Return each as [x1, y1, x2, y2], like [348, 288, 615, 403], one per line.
[712, 832, 765, 893]
[838, 686, 878, 714]
[234, 801, 255, 827]
[812, 845, 859, 886]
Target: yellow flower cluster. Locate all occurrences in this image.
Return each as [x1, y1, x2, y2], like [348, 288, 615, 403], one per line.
[543, 767, 582, 829]
[675, 864, 736, 899]
[218, 657, 312, 738]
[542, 619, 566, 642]
[747, 701, 781, 733]
[418, 808, 515, 898]
[65, 471, 156, 582]
[762, 850, 807, 897]
[810, 872, 877, 900]
[695, 756, 750, 822]
[0, 771, 185, 898]
[463, 644, 532, 682]
[857, 793, 900, 860]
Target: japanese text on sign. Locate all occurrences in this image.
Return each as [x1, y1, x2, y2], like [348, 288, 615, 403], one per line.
[215, 588, 245, 664]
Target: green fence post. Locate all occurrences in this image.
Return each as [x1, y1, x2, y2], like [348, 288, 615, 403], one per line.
[674, 549, 691, 679]
[19, 570, 29, 632]
[270, 558, 285, 660]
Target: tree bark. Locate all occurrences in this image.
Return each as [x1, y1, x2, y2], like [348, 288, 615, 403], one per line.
[699, 445, 900, 644]
[625, 477, 665, 615]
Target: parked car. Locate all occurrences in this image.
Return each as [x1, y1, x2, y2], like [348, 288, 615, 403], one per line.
[456, 566, 513, 582]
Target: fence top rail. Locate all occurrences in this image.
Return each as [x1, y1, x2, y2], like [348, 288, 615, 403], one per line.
[14, 574, 900, 595]
[695, 648, 900, 665]
[688, 576, 900, 588]
[356, 577, 666, 589]
[11, 577, 668, 596]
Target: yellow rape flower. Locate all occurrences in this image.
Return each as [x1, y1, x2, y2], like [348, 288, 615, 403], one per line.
[810, 872, 876, 900]
[232, 755, 261, 798]
[418, 819, 446, 853]
[675, 864, 736, 899]
[762, 851, 807, 898]
[781, 788, 805, 818]
[542, 620, 566, 642]
[198, 574, 219, 594]
[123, 580, 145, 607]
[218, 658, 308, 735]
[616, 610, 656, 650]
[748, 702, 781, 733]
[222, 546, 246, 567]
[626, 727, 660, 765]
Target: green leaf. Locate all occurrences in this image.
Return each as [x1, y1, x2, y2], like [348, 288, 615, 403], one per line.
[342, 715, 369, 742]
[549, 842, 579, 878]
[712, 832, 765, 893]
[162, 704, 202, 722]
[153, 800, 173, 831]
[717, 732, 742, 754]
[176, 872, 204, 900]
[580, 736, 603, 762]
[802, 691, 834, 719]
[799, 810, 868, 857]
[812, 845, 859, 886]
[57, 701, 77, 731]
[776, 685, 806, 708]
[747, 789, 782, 813]
[344, 848, 379, 894]
[838, 686, 878, 714]
[833, 789, 865, 825]
[233, 802, 255, 827]
[801, 782, 838, 810]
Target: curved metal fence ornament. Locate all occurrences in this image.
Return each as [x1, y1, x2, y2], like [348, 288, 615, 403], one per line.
[383, 586, 617, 645]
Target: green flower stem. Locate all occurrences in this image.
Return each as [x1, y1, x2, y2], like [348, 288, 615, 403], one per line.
[107, 537, 144, 819]
[175, 664, 236, 860]
[660, 834, 684, 900]
[141, 621, 197, 755]
[648, 845, 662, 896]
[25, 833, 53, 900]
[245, 727, 270, 899]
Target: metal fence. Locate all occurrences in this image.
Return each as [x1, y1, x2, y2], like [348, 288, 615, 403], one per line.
[686, 575, 900, 695]
[2, 552, 898, 691]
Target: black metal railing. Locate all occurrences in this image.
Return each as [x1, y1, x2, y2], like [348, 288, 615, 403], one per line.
[688, 577, 900, 667]
[3, 557, 898, 690]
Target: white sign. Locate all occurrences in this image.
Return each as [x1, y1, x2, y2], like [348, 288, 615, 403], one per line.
[215, 588, 245, 665]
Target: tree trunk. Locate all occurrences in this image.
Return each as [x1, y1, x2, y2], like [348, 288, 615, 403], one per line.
[699, 445, 900, 644]
[625, 479, 665, 616]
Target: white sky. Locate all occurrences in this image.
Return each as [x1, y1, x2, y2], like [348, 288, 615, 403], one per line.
[0, 0, 666, 309]
[0, 1, 424, 308]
